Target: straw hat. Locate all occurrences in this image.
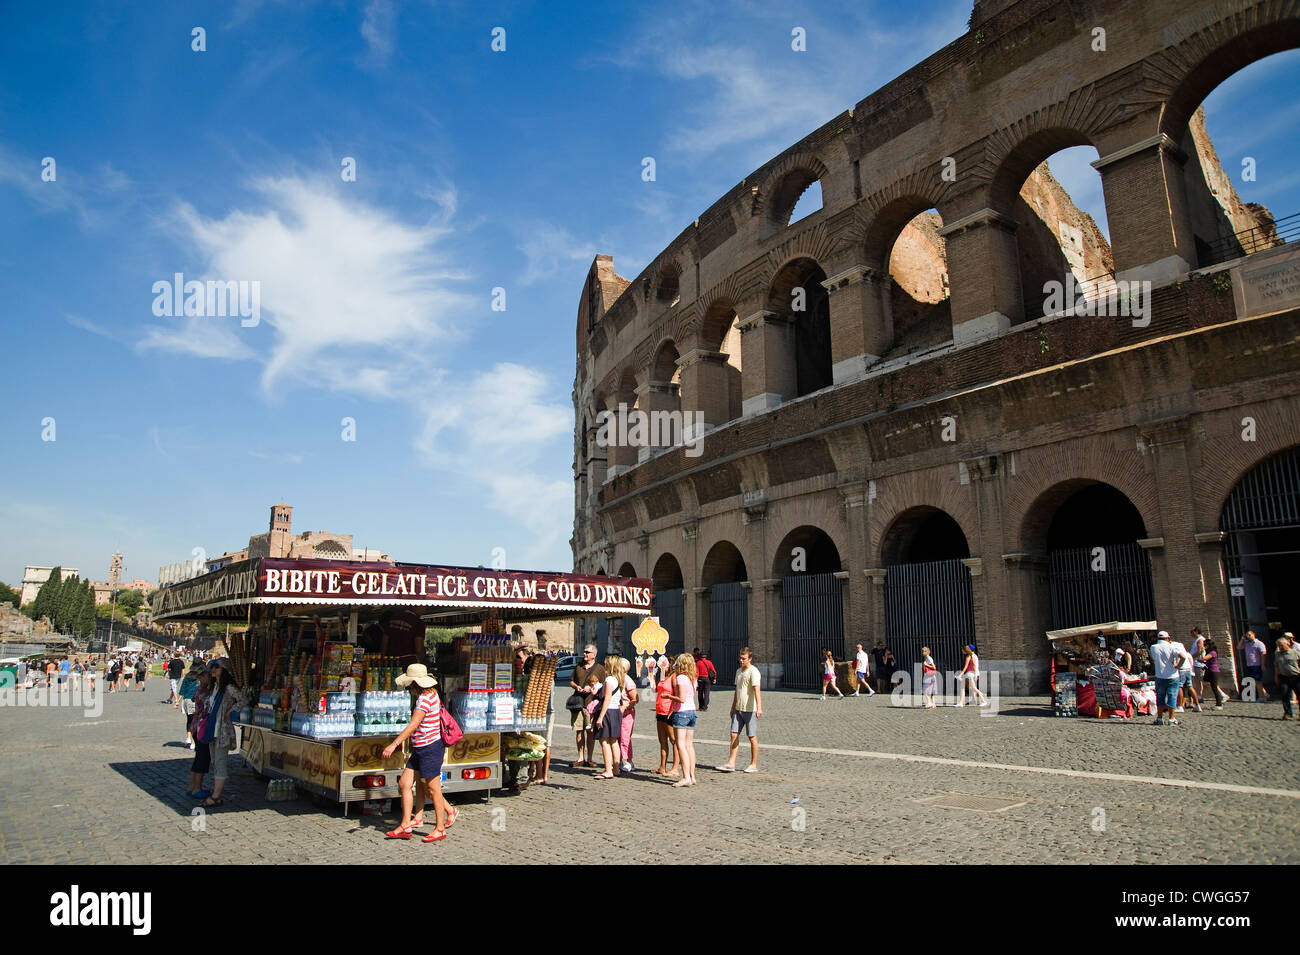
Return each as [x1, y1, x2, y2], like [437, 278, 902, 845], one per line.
[395, 663, 437, 689]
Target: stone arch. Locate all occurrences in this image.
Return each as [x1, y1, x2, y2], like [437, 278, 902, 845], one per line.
[1157, 13, 1300, 143]
[1005, 445, 1159, 557]
[1198, 403, 1300, 526]
[767, 256, 832, 397]
[755, 152, 831, 234]
[869, 470, 980, 567]
[651, 551, 685, 590]
[987, 127, 1102, 217]
[1017, 480, 1149, 559]
[651, 258, 684, 307]
[701, 540, 749, 587]
[879, 506, 971, 566]
[616, 561, 638, 578]
[771, 524, 844, 577]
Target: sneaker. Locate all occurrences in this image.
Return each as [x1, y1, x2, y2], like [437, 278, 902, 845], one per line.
[852, 691, 860, 696]
[1169, 718, 1181, 725]
[1194, 704, 1202, 712]
[978, 700, 989, 707]
[192, 789, 211, 800]
[1174, 706, 1185, 713]
[1153, 718, 1164, 725]
[188, 741, 195, 750]
[955, 702, 966, 707]
[743, 765, 758, 773]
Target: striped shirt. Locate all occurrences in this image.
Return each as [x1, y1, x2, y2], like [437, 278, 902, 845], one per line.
[410, 691, 442, 747]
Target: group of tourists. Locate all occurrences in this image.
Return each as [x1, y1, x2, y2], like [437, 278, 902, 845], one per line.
[30, 657, 91, 690]
[105, 652, 150, 691]
[178, 655, 249, 809]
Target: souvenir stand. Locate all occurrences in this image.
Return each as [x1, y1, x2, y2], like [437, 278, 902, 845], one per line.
[153, 557, 651, 811]
[1047, 621, 1158, 718]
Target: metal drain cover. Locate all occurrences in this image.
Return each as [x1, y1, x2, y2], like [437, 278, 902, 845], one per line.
[916, 793, 1028, 813]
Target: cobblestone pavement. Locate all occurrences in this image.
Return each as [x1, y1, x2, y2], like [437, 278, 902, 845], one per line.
[2, 682, 1298, 864]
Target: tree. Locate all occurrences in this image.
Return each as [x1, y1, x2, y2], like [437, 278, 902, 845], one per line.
[31, 567, 61, 624]
[56, 573, 81, 632]
[0, 582, 19, 608]
[118, 588, 145, 618]
[76, 581, 96, 638]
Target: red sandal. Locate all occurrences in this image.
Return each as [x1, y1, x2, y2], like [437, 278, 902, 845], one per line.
[422, 828, 447, 843]
[385, 825, 414, 840]
[445, 807, 458, 828]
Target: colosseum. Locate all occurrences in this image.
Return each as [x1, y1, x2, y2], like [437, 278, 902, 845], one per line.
[571, 0, 1300, 693]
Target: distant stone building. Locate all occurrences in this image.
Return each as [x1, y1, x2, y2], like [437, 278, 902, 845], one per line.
[245, 503, 388, 561]
[20, 566, 80, 607]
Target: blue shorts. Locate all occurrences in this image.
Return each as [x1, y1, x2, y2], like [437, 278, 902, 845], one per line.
[1155, 678, 1179, 709]
[856, 671, 867, 682]
[407, 740, 446, 780]
[669, 711, 697, 729]
[1179, 672, 1192, 689]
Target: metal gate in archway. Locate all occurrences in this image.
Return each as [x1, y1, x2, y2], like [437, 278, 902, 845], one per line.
[708, 582, 749, 686]
[884, 559, 974, 679]
[1220, 446, 1300, 681]
[780, 573, 844, 690]
[652, 588, 686, 660]
[1048, 542, 1156, 631]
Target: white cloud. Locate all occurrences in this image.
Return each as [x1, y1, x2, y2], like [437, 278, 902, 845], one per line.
[360, 0, 396, 62]
[415, 362, 573, 562]
[146, 176, 476, 398]
[516, 223, 596, 286]
[138, 318, 256, 360]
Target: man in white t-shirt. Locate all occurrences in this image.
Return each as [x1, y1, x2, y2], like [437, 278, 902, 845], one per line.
[1148, 631, 1188, 726]
[718, 647, 762, 773]
[852, 643, 875, 696]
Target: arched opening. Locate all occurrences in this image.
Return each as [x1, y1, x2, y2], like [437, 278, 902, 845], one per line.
[1021, 480, 1156, 637]
[880, 506, 975, 679]
[990, 134, 1114, 322]
[698, 299, 743, 427]
[655, 261, 681, 307]
[768, 257, 832, 397]
[616, 561, 638, 578]
[772, 526, 843, 689]
[788, 179, 823, 225]
[765, 167, 825, 234]
[702, 541, 749, 682]
[865, 200, 953, 360]
[650, 553, 686, 660]
[312, 540, 348, 559]
[1173, 50, 1300, 267]
[1220, 445, 1300, 688]
[637, 341, 684, 457]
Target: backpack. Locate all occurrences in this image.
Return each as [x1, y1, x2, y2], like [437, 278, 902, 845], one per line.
[439, 707, 463, 747]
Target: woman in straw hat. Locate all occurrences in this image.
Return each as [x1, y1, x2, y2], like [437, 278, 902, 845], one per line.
[383, 663, 457, 843]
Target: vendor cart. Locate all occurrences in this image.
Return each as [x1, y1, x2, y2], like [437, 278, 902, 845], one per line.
[154, 556, 651, 811]
[1046, 620, 1157, 718]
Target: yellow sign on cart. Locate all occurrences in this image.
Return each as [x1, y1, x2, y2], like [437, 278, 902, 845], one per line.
[341, 736, 406, 772]
[446, 732, 500, 765]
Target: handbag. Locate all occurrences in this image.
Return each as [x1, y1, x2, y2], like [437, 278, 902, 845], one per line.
[564, 691, 585, 711]
[439, 707, 463, 747]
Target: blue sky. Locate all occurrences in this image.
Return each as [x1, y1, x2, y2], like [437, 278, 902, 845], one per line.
[1, 1, 1297, 589]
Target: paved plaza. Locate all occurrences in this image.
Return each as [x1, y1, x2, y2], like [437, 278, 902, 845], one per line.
[2, 681, 1298, 865]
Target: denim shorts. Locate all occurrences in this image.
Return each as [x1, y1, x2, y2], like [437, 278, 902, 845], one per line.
[1179, 672, 1192, 689]
[669, 711, 697, 729]
[407, 740, 446, 780]
[1155, 677, 1179, 709]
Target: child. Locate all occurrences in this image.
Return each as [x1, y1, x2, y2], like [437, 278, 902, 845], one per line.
[821, 650, 844, 700]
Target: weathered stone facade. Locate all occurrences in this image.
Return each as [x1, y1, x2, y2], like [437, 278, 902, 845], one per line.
[571, 0, 1300, 692]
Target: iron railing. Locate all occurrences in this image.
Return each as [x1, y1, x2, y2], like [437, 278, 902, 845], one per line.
[1198, 212, 1298, 268]
[708, 582, 749, 685]
[779, 573, 845, 690]
[883, 559, 974, 678]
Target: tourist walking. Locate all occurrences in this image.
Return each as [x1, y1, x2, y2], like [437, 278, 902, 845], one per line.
[956, 645, 988, 706]
[921, 647, 938, 707]
[1176, 637, 1200, 712]
[70, 659, 83, 692]
[167, 653, 185, 707]
[663, 654, 698, 787]
[1274, 634, 1300, 721]
[873, 641, 895, 694]
[383, 664, 454, 843]
[718, 647, 762, 773]
[1149, 631, 1188, 726]
[1238, 630, 1269, 701]
[820, 650, 844, 700]
[853, 643, 875, 696]
[653, 664, 680, 778]
[1189, 628, 1208, 701]
[618, 657, 638, 773]
[201, 658, 249, 807]
[135, 655, 148, 691]
[120, 655, 133, 691]
[44, 660, 55, 688]
[593, 655, 625, 779]
[1198, 636, 1228, 708]
[57, 657, 70, 691]
[569, 645, 606, 768]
